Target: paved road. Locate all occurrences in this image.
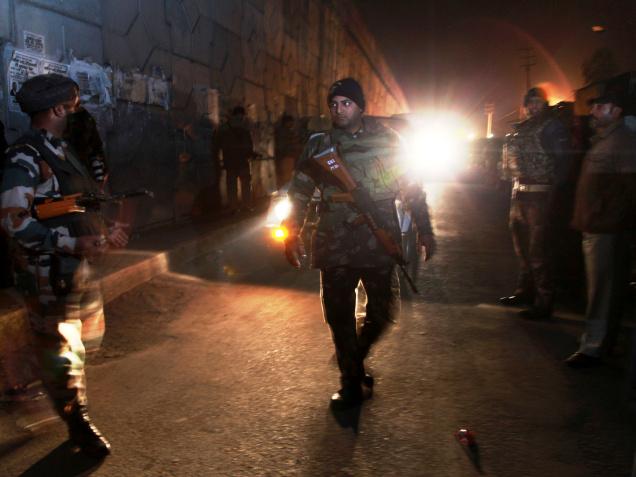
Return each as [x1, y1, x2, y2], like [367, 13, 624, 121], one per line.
[1, 183, 635, 476]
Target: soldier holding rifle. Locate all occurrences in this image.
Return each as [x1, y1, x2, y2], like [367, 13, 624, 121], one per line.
[0, 74, 129, 458]
[283, 78, 435, 407]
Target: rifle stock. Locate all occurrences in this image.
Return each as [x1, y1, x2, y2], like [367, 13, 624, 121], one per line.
[312, 147, 357, 192]
[34, 189, 154, 220]
[34, 194, 86, 219]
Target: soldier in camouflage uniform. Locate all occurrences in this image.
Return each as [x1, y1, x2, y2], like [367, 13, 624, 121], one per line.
[0, 74, 128, 458]
[284, 78, 435, 407]
[500, 87, 570, 319]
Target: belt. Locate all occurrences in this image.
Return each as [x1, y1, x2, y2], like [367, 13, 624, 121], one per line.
[513, 181, 552, 193]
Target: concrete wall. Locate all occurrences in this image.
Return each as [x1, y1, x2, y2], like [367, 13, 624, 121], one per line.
[0, 0, 408, 229]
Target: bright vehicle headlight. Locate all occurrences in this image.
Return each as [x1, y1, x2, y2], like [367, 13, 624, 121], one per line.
[273, 198, 292, 222]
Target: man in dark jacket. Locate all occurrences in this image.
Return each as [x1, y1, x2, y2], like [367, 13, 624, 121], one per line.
[217, 106, 254, 212]
[565, 91, 636, 368]
[274, 114, 303, 189]
[64, 106, 108, 187]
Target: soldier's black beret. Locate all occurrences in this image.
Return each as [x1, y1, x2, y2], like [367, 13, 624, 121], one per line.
[16, 74, 78, 114]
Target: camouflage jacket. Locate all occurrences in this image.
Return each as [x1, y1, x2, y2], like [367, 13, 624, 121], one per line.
[502, 109, 569, 184]
[0, 129, 101, 261]
[287, 117, 432, 269]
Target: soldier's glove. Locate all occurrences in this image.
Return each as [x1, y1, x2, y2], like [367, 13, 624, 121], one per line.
[418, 233, 436, 261]
[283, 233, 305, 269]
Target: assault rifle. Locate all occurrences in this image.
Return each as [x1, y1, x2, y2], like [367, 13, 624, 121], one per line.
[309, 146, 419, 294]
[34, 189, 154, 220]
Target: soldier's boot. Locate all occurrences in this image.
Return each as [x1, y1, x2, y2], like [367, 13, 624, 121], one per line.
[331, 376, 372, 408]
[362, 373, 374, 389]
[330, 384, 371, 408]
[519, 292, 553, 320]
[67, 406, 111, 458]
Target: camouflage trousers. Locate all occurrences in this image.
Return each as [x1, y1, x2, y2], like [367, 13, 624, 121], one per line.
[17, 255, 104, 418]
[509, 193, 554, 309]
[320, 266, 400, 387]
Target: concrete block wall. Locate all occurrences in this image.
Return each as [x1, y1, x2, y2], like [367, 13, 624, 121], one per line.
[0, 0, 408, 229]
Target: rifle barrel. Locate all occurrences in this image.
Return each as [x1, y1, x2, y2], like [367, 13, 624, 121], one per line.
[399, 264, 419, 294]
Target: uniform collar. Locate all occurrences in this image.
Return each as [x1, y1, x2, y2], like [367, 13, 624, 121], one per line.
[332, 117, 383, 139]
[31, 128, 66, 159]
[33, 128, 64, 148]
[333, 124, 364, 140]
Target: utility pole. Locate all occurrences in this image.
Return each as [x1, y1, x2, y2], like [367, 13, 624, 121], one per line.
[484, 102, 495, 138]
[519, 47, 536, 90]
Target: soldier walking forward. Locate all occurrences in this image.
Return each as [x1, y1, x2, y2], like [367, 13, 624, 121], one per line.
[0, 74, 128, 458]
[283, 78, 435, 407]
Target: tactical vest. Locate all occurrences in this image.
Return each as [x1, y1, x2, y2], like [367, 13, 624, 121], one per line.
[302, 125, 402, 268]
[14, 130, 103, 237]
[505, 116, 555, 184]
[317, 128, 400, 203]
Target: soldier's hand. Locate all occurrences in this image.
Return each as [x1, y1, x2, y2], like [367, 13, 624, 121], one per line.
[107, 226, 129, 248]
[284, 235, 305, 269]
[419, 233, 436, 261]
[75, 235, 108, 257]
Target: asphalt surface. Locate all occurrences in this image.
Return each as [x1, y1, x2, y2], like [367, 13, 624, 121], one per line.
[1, 183, 635, 477]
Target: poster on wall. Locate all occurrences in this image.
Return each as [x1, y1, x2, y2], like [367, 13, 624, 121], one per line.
[7, 50, 40, 112]
[23, 31, 45, 55]
[41, 60, 69, 76]
[113, 70, 147, 104]
[6, 49, 113, 113]
[147, 76, 170, 110]
[68, 59, 112, 106]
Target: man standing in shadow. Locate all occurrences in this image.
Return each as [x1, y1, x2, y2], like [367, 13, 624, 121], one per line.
[217, 106, 254, 212]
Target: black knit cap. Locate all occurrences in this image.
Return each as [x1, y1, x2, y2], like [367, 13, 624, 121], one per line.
[16, 73, 78, 114]
[328, 78, 365, 111]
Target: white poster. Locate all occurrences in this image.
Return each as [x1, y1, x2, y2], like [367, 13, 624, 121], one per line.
[41, 60, 69, 76]
[114, 69, 147, 104]
[68, 59, 113, 106]
[23, 31, 45, 55]
[147, 76, 170, 109]
[7, 50, 40, 111]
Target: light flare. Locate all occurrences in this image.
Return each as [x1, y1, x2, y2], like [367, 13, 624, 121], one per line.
[401, 111, 473, 180]
[272, 226, 289, 242]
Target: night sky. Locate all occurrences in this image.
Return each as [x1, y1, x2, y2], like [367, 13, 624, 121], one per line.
[355, 0, 636, 134]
